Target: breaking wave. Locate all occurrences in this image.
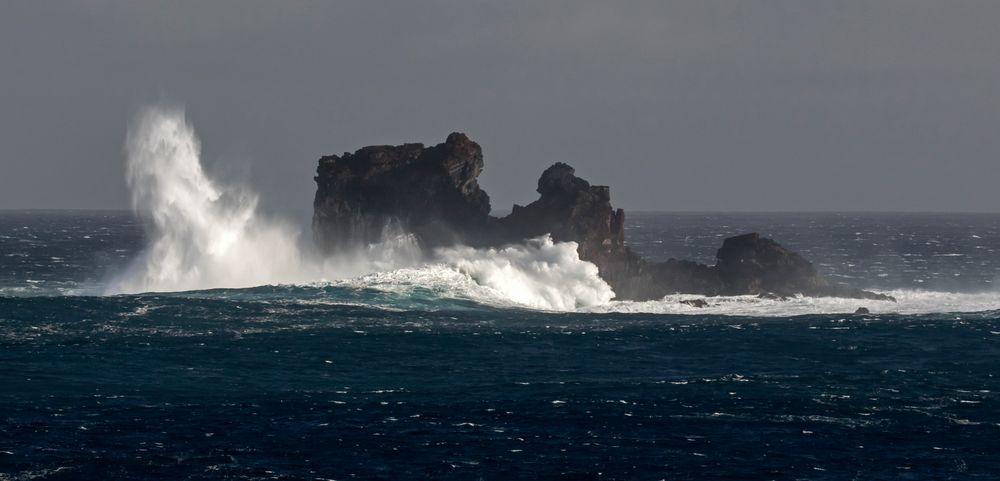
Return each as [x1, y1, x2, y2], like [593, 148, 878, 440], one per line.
[435, 238, 614, 310]
[105, 107, 613, 311]
[303, 274, 1000, 316]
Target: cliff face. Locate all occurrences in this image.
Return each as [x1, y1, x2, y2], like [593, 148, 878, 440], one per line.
[313, 133, 491, 250]
[313, 133, 893, 302]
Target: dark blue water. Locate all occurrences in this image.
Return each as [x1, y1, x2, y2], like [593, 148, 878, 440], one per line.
[2, 211, 999, 480]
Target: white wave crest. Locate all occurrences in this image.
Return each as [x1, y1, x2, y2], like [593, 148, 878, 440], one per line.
[434, 237, 614, 310]
[106, 106, 612, 312]
[333, 268, 1000, 315]
[310, 236, 616, 311]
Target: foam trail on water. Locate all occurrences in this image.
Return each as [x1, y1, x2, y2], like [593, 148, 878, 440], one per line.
[592, 290, 1000, 316]
[108, 107, 320, 294]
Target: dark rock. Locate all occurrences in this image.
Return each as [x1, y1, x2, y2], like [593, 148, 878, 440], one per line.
[715, 233, 824, 295]
[679, 298, 710, 308]
[496, 163, 626, 260]
[854, 307, 871, 314]
[312, 133, 895, 302]
[494, 162, 639, 294]
[813, 286, 896, 302]
[313, 132, 491, 251]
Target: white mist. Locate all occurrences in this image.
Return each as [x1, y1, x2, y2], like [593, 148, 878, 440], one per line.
[107, 107, 313, 293]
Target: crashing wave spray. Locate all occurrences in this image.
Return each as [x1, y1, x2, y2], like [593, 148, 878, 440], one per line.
[105, 106, 615, 311]
[435, 236, 614, 310]
[103, 111, 990, 316]
[107, 107, 323, 294]
[337, 235, 615, 311]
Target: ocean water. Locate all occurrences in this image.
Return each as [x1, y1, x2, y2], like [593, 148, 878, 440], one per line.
[1, 210, 999, 480]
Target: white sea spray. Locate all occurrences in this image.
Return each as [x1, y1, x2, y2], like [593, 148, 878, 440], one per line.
[106, 106, 615, 311]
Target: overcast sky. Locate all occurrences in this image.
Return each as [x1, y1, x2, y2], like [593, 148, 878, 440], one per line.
[2, 1, 999, 218]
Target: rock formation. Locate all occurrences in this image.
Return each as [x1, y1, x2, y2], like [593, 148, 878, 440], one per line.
[313, 133, 491, 249]
[313, 133, 894, 302]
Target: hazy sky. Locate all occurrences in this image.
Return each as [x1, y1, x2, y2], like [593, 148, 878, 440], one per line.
[2, 1, 999, 218]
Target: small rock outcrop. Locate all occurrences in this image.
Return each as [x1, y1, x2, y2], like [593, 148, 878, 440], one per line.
[680, 299, 710, 308]
[715, 233, 824, 295]
[313, 133, 895, 302]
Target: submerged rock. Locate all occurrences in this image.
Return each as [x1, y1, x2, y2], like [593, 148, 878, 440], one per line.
[680, 298, 710, 308]
[313, 133, 895, 302]
[758, 292, 789, 301]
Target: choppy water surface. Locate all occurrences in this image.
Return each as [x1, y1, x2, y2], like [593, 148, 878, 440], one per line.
[1, 211, 999, 480]
[627, 212, 1000, 292]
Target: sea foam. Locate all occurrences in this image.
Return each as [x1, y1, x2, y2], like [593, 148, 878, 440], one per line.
[337, 238, 616, 311]
[106, 107, 613, 311]
[590, 290, 1000, 317]
[435, 237, 614, 310]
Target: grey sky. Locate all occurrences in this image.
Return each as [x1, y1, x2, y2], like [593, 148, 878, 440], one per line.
[2, 1, 999, 218]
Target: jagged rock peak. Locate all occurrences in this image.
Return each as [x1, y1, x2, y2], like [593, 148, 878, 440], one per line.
[537, 162, 591, 197]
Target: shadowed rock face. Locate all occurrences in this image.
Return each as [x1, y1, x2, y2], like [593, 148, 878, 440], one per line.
[715, 233, 824, 295]
[496, 162, 628, 278]
[313, 133, 894, 302]
[313, 133, 491, 249]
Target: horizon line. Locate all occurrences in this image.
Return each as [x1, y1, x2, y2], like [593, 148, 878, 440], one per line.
[3, 208, 1000, 216]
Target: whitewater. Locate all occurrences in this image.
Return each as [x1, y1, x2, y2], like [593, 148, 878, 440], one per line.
[1, 107, 995, 316]
[106, 107, 614, 310]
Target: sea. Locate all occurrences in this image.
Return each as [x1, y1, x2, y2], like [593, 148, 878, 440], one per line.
[2, 210, 999, 480]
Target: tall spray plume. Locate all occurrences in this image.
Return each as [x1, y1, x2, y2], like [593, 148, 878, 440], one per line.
[106, 106, 615, 312]
[107, 107, 322, 293]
